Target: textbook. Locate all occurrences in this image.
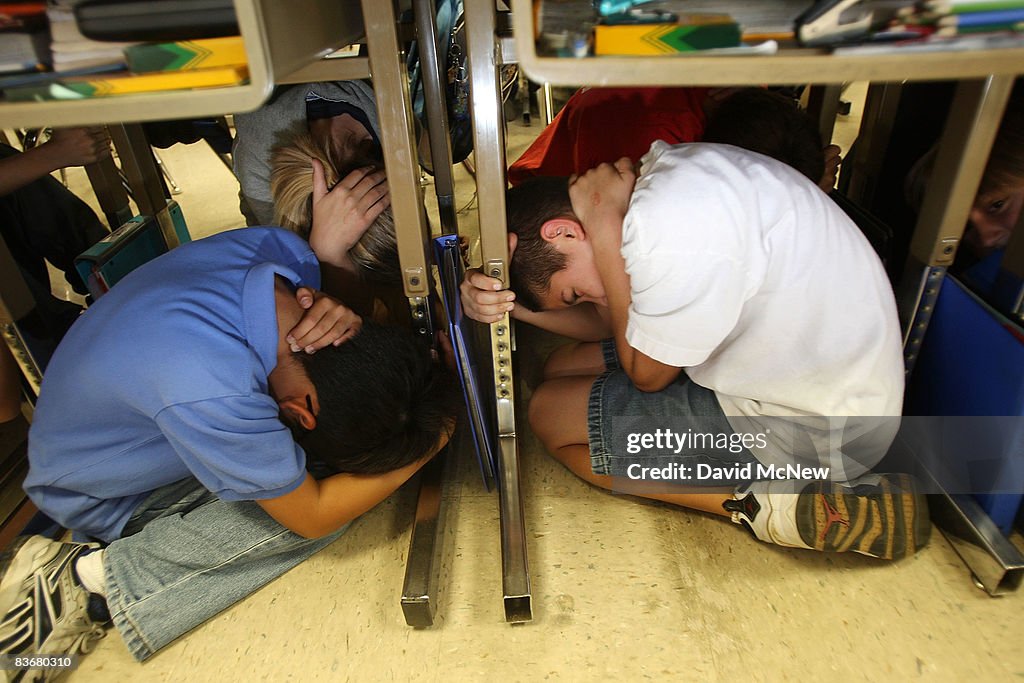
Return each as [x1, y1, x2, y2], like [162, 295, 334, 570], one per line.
[936, 6, 1024, 26]
[594, 15, 741, 55]
[924, 0, 1024, 13]
[0, 33, 46, 75]
[123, 36, 245, 73]
[0, 2, 49, 74]
[47, 0, 139, 73]
[1, 64, 248, 100]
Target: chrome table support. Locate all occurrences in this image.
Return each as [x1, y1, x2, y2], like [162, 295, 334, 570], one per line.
[361, 0, 454, 626]
[465, 0, 532, 623]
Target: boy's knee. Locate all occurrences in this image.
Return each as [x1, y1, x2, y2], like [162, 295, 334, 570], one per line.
[527, 381, 555, 443]
[528, 397, 571, 468]
[528, 380, 573, 452]
[541, 344, 575, 380]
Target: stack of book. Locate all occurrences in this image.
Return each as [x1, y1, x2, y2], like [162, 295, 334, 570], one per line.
[47, 0, 137, 73]
[0, 2, 49, 75]
[822, 0, 1024, 54]
[1, 35, 247, 102]
[901, 0, 1024, 35]
[536, 0, 808, 56]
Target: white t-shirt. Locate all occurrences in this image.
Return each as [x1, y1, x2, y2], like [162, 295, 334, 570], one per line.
[622, 143, 904, 472]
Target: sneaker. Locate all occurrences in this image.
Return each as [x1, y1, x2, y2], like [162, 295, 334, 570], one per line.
[725, 473, 931, 560]
[0, 536, 107, 675]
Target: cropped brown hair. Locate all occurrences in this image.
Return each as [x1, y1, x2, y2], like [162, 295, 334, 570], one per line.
[505, 177, 572, 311]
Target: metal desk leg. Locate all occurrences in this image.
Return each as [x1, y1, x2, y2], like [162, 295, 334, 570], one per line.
[413, 0, 459, 235]
[109, 124, 180, 250]
[899, 76, 1013, 369]
[361, 0, 452, 627]
[401, 450, 454, 626]
[465, 0, 532, 623]
[842, 82, 903, 207]
[84, 147, 133, 230]
[0, 237, 37, 534]
[804, 84, 842, 147]
[930, 491, 1024, 596]
[539, 82, 555, 126]
[0, 237, 43, 400]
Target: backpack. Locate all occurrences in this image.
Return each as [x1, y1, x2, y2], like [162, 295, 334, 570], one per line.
[407, 0, 471, 170]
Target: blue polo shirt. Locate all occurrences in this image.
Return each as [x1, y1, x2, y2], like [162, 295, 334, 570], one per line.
[24, 227, 321, 542]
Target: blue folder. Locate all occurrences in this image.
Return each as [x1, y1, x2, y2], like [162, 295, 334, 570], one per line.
[434, 235, 498, 489]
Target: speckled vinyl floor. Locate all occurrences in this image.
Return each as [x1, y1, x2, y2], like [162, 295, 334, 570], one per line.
[55, 85, 1023, 682]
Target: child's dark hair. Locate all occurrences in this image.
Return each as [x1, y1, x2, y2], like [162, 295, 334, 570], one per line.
[506, 177, 573, 310]
[293, 321, 460, 474]
[702, 88, 825, 185]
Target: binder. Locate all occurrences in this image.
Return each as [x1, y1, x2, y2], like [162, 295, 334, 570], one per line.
[434, 235, 498, 489]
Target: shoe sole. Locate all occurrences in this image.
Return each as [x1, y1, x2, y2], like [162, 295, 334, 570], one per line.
[0, 537, 63, 618]
[795, 474, 932, 560]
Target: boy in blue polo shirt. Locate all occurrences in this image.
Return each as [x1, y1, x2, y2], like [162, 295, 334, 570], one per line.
[0, 227, 459, 666]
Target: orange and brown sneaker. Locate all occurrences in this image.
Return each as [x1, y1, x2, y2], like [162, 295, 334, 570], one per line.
[725, 473, 931, 560]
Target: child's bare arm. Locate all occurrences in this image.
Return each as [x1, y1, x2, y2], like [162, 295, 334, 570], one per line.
[462, 268, 612, 339]
[460, 269, 612, 340]
[257, 435, 446, 538]
[0, 127, 111, 195]
[513, 303, 611, 341]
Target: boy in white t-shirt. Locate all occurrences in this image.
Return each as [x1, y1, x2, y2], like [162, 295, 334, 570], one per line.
[478, 142, 929, 560]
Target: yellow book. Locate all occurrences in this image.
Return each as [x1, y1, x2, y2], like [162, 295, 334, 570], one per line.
[3, 65, 249, 100]
[594, 16, 741, 55]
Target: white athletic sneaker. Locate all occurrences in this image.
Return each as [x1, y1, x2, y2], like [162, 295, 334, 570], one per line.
[725, 473, 931, 560]
[0, 536, 107, 681]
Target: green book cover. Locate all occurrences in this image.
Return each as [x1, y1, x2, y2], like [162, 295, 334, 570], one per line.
[595, 17, 741, 55]
[123, 36, 245, 73]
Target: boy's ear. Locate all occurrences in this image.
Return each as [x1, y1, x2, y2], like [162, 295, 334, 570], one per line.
[539, 217, 583, 243]
[279, 395, 318, 431]
[507, 232, 518, 258]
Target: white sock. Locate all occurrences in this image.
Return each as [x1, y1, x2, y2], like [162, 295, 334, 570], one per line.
[75, 549, 107, 596]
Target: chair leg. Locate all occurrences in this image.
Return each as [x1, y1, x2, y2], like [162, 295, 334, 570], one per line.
[152, 149, 182, 195]
[539, 82, 555, 126]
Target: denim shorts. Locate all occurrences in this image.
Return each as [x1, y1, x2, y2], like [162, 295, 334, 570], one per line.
[588, 340, 758, 484]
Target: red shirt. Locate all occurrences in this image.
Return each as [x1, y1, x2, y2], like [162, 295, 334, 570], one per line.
[508, 86, 711, 185]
